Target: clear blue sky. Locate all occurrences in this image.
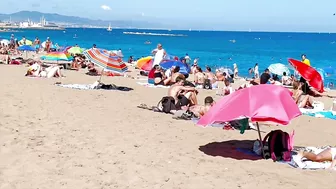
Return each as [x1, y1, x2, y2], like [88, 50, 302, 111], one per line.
[1, 0, 336, 31]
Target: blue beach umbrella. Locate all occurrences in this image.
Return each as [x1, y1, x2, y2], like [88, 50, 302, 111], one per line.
[17, 45, 36, 51]
[160, 60, 191, 74]
[323, 67, 336, 76]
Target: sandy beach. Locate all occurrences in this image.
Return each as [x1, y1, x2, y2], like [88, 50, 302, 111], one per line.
[1, 64, 336, 189]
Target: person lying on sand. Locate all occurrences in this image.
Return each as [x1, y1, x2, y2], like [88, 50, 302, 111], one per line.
[168, 77, 198, 109]
[188, 96, 215, 117]
[86, 62, 124, 77]
[296, 147, 336, 169]
[292, 81, 313, 108]
[25, 63, 63, 78]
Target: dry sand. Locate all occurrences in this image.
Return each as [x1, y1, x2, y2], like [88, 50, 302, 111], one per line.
[0, 64, 336, 189]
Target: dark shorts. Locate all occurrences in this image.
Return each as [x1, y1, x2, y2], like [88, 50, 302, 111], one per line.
[177, 95, 190, 108]
[154, 80, 165, 86]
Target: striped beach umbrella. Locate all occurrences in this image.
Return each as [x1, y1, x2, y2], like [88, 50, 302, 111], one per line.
[83, 48, 128, 73]
[136, 56, 153, 71]
[41, 52, 73, 61]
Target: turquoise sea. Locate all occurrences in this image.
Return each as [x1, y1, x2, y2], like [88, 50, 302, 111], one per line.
[1, 28, 335, 85]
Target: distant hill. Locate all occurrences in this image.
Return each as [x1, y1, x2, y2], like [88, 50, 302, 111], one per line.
[0, 11, 164, 28]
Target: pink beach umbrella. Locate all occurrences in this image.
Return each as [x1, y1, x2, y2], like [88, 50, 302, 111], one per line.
[197, 84, 301, 156]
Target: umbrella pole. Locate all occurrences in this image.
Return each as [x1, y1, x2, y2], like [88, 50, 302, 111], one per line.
[256, 122, 265, 159]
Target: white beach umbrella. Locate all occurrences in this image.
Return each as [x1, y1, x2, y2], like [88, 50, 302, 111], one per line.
[0, 39, 10, 45]
[268, 63, 290, 76]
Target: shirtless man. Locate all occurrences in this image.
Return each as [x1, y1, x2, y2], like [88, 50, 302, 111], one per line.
[168, 77, 198, 108]
[189, 96, 215, 117]
[171, 66, 185, 83]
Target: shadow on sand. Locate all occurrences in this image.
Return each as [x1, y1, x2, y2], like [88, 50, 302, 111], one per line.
[199, 140, 262, 161]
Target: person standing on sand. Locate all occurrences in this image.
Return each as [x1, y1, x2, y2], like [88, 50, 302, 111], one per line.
[45, 37, 52, 52]
[233, 63, 239, 78]
[168, 77, 198, 108]
[254, 63, 259, 78]
[152, 43, 166, 67]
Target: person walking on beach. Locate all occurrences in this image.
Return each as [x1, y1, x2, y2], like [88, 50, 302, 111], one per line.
[33, 37, 40, 53]
[301, 54, 310, 66]
[254, 63, 259, 78]
[233, 63, 239, 78]
[152, 43, 166, 67]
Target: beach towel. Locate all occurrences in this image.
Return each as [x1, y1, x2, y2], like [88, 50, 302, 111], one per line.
[287, 147, 336, 170]
[300, 108, 336, 120]
[137, 82, 170, 88]
[56, 84, 133, 91]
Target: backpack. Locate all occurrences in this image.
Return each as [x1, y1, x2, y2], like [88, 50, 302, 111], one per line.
[203, 79, 212, 89]
[157, 96, 177, 114]
[263, 130, 294, 162]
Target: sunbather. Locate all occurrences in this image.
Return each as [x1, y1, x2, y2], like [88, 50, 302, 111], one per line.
[189, 96, 215, 117]
[292, 81, 313, 108]
[154, 66, 170, 86]
[297, 147, 336, 169]
[168, 77, 198, 109]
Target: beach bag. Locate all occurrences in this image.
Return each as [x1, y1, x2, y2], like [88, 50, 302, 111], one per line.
[203, 79, 212, 89]
[157, 96, 177, 114]
[263, 130, 294, 162]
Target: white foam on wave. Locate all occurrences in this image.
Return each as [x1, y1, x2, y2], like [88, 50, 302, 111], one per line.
[123, 32, 187, 37]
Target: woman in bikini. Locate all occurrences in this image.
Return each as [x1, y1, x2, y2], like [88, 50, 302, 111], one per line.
[292, 81, 313, 108]
[154, 66, 170, 86]
[297, 147, 336, 169]
[194, 66, 206, 86]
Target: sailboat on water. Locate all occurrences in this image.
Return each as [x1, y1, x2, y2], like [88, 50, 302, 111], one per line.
[107, 23, 112, 32]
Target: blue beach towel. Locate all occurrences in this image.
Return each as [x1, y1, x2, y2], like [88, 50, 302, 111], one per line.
[302, 111, 336, 120]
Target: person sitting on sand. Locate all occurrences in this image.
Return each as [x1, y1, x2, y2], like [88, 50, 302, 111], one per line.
[194, 66, 206, 86]
[215, 69, 225, 82]
[154, 66, 170, 86]
[168, 77, 198, 108]
[296, 147, 336, 169]
[189, 96, 215, 117]
[171, 66, 185, 84]
[282, 72, 292, 86]
[223, 79, 234, 95]
[292, 81, 313, 108]
[165, 66, 175, 78]
[205, 67, 218, 88]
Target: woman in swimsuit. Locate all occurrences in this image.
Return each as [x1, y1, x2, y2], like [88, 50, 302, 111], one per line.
[194, 66, 206, 86]
[154, 66, 170, 86]
[292, 81, 313, 108]
[297, 147, 336, 169]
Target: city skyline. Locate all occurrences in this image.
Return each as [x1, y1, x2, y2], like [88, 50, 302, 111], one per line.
[1, 0, 336, 32]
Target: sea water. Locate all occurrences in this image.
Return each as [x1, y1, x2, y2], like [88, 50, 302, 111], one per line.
[1, 28, 335, 85]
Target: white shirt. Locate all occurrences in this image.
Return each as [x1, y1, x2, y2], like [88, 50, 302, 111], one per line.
[185, 56, 191, 63]
[254, 66, 259, 74]
[165, 69, 172, 78]
[153, 48, 165, 67]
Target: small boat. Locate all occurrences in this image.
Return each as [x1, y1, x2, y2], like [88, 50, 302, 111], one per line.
[144, 40, 151, 45]
[107, 23, 112, 32]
